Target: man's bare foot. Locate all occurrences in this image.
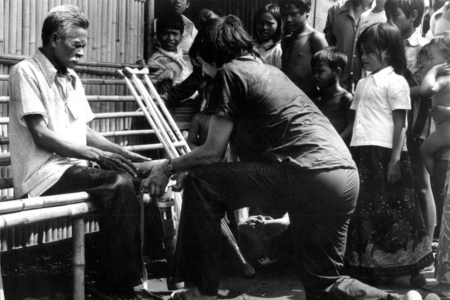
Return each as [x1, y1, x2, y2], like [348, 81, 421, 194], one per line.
[171, 287, 217, 300]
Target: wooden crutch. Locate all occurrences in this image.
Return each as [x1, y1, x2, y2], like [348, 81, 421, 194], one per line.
[119, 67, 256, 281]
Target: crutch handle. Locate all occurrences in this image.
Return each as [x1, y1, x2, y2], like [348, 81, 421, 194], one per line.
[115, 69, 126, 78]
[124, 67, 150, 77]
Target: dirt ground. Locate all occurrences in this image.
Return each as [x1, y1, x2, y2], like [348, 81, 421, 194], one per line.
[1, 239, 437, 300]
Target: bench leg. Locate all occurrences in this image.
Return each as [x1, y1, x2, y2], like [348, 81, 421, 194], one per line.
[0, 231, 4, 300]
[72, 217, 85, 300]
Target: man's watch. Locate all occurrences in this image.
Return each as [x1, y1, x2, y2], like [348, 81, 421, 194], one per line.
[166, 159, 176, 175]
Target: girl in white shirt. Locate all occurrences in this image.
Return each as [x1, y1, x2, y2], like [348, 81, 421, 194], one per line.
[345, 22, 433, 288]
[253, 4, 283, 69]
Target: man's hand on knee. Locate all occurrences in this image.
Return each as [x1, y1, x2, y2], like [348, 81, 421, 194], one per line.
[92, 148, 139, 178]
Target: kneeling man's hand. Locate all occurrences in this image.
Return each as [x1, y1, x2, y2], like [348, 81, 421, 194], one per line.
[140, 160, 172, 196]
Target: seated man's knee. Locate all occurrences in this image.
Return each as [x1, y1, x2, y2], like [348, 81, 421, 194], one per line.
[110, 172, 136, 194]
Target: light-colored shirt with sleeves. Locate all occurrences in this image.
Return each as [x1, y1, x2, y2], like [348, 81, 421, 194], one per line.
[350, 66, 411, 151]
[405, 29, 429, 76]
[9, 49, 95, 197]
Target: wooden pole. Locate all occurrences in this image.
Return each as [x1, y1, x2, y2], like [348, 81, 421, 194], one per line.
[0, 0, 5, 54]
[0, 234, 4, 300]
[29, 0, 36, 54]
[16, 0, 23, 55]
[100, 0, 108, 133]
[117, 0, 125, 146]
[9, 0, 17, 55]
[145, 0, 155, 61]
[109, 0, 117, 144]
[4, 0, 9, 53]
[22, 0, 30, 56]
[0, 0, 5, 191]
[72, 217, 85, 300]
[92, 0, 101, 134]
[49, 0, 55, 11]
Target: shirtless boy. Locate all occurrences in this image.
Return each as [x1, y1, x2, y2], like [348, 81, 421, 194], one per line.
[312, 47, 354, 144]
[280, 0, 328, 99]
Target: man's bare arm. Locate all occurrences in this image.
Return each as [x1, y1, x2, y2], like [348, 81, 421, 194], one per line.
[24, 114, 147, 177]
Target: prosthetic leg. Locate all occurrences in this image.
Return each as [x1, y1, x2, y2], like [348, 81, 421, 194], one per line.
[118, 67, 255, 289]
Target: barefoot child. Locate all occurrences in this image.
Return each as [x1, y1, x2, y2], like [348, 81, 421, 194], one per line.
[280, 0, 328, 99]
[253, 3, 283, 69]
[420, 32, 450, 176]
[311, 47, 354, 144]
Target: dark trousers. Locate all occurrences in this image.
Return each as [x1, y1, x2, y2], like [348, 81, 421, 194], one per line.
[173, 162, 388, 300]
[42, 165, 143, 286]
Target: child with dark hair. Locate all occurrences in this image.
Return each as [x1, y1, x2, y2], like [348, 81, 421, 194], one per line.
[280, 0, 328, 99]
[147, 12, 190, 94]
[386, 0, 437, 248]
[193, 5, 224, 30]
[312, 47, 354, 144]
[153, 0, 197, 54]
[253, 3, 283, 69]
[386, 0, 428, 72]
[346, 22, 433, 288]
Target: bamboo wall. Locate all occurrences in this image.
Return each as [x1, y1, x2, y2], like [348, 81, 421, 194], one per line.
[0, 0, 147, 199]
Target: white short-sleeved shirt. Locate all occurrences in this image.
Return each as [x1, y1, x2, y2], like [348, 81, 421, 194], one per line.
[350, 66, 410, 150]
[405, 29, 429, 75]
[9, 49, 95, 197]
[256, 41, 282, 69]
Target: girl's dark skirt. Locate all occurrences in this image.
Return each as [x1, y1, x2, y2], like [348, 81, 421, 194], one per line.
[346, 146, 433, 279]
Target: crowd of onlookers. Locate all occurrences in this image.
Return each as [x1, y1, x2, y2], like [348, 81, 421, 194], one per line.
[148, 0, 450, 297]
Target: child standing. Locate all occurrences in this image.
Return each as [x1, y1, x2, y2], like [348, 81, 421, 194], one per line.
[346, 22, 433, 288]
[147, 12, 190, 94]
[386, 0, 437, 253]
[152, 0, 197, 54]
[280, 0, 328, 99]
[311, 47, 354, 144]
[253, 4, 283, 69]
[420, 33, 450, 175]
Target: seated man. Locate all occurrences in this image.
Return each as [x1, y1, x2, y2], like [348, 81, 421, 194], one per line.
[9, 5, 150, 300]
[148, 12, 192, 94]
